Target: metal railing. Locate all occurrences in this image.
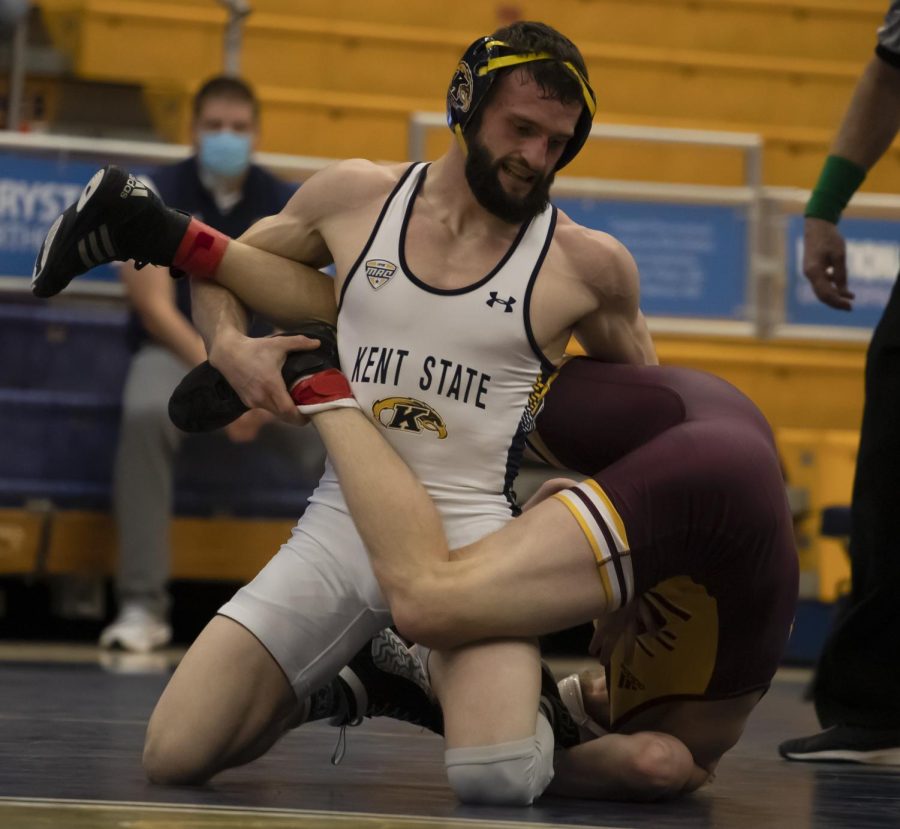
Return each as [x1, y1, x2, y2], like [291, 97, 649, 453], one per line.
[0, 132, 333, 179]
[2, 126, 899, 342]
[410, 112, 765, 338]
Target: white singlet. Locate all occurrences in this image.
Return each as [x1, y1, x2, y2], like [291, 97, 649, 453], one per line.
[220, 162, 560, 695]
[310, 162, 557, 544]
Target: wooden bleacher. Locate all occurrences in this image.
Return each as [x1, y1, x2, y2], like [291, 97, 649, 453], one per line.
[35, 0, 899, 189]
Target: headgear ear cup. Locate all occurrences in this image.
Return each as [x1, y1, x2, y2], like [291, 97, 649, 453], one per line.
[446, 36, 597, 171]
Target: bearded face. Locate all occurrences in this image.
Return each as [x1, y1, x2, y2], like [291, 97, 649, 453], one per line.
[463, 131, 555, 225]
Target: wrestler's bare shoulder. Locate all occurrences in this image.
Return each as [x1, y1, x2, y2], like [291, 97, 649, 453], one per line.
[283, 159, 410, 222]
[551, 209, 639, 299]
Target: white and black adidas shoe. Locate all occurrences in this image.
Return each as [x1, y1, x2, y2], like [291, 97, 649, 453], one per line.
[31, 165, 190, 298]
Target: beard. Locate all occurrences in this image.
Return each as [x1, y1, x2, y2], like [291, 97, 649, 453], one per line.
[463, 134, 554, 225]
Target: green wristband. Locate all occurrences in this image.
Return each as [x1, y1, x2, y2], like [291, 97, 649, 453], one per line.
[804, 155, 867, 224]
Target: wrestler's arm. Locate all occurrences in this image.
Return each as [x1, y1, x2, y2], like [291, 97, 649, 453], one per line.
[190, 161, 357, 343]
[189, 226, 333, 417]
[571, 232, 657, 366]
[189, 194, 336, 417]
[190, 160, 393, 415]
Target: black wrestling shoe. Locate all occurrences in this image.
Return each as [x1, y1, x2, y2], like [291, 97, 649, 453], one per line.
[779, 725, 900, 765]
[168, 322, 340, 432]
[31, 165, 190, 298]
[336, 628, 444, 734]
[539, 661, 581, 749]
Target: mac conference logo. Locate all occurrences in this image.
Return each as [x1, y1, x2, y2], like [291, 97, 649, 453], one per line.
[373, 397, 448, 439]
[365, 259, 396, 289]
[448, 60, 474, 113]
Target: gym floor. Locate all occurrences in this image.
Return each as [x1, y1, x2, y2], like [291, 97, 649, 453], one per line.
[1, 645, 897, 829]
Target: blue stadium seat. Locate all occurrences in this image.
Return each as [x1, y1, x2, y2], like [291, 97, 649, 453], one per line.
[0, 299, 317, 517]
[175, 430, 317, 518]
[0, 301, 131, 395]
[0, 387, 121, 508]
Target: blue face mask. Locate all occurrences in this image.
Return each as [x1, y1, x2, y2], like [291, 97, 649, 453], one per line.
[199, 131, 252, 178]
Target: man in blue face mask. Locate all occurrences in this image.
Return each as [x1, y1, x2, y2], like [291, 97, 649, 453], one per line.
[100, 76, 325, 653]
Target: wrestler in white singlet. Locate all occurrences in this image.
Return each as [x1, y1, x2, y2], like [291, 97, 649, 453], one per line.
[219, 162, 558, 697]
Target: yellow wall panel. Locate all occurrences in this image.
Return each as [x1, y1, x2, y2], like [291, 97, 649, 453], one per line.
[248, 0, 880, 63]
[653, 335, 865, 432]
[0, 509, 44, 575]
[169, 518, 295, 581]
[778, 429, 858, 601]
[44, 511, 296, 583]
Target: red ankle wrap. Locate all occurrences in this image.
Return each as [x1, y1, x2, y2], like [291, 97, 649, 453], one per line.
[289, 369, 353, 407]
[172, 218, 230, 278]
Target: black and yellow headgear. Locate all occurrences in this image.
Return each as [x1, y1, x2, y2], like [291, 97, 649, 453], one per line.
[446, 35, 597, 171]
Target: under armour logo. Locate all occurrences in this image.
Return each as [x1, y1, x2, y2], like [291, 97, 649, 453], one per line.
[486, 291, 516, 313]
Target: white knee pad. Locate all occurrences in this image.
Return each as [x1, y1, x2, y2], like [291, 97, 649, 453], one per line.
[444, 712, 555, 806]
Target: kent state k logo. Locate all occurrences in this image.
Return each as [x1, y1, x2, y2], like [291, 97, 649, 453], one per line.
[372, 397, 448, 439]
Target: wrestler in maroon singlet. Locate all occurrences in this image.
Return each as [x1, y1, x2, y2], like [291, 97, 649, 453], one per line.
[530, 358, 799, 728]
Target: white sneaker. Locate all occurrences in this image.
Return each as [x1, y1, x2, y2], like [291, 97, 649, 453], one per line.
[98, 603, 172, 653]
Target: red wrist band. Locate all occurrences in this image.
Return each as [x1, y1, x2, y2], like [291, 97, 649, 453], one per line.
[289, 369, 354, 407]
[172, 218, 230, 279]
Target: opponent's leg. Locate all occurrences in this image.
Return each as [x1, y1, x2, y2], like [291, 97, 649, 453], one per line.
[305, 367, 794, 652]
[306, 406, 604, 647]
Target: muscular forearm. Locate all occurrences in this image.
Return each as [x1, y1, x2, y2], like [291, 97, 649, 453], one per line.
[832, 56, 900, 170]
[575, 312, 658, 366]
[633, 313, 658, 366]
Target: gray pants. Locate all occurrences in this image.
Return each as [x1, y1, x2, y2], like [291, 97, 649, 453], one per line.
[112, 344, 325, 617]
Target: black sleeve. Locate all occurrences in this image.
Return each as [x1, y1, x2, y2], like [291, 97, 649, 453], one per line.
[876, 1, 900, 68]
[876, 43, 900, 69]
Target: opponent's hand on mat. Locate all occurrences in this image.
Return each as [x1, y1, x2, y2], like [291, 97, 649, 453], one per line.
[803, 217, 855, 311]
[209, 331, 319, 424]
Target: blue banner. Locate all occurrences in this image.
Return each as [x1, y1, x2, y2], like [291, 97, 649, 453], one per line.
[555, 198, 749, 320]
[0, 153, 149, 284]
[786, 215, 899, 329]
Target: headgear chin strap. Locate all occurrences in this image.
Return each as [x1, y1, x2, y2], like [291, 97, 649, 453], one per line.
[446, 36, 597, 171]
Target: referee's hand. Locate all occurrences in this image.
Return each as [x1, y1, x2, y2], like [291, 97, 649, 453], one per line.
[803, 217, 855, 311]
